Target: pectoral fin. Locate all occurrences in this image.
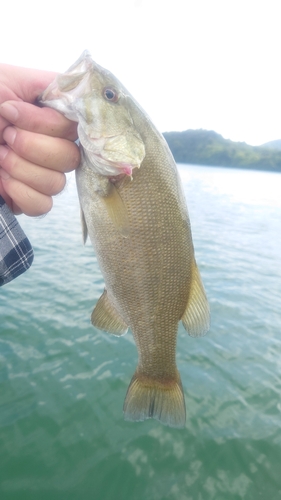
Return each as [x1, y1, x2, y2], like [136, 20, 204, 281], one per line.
[91, 289, 128, 336]
[102, 183, 130, 238]
[181, 259, 210, 337]
[80, 208, 88, 244]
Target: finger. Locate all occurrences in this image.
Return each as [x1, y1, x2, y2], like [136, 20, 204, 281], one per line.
[0, 177, 13, 208]
[0, 100, 78, 141]
[0, 145, 66, 196]
[0, 64, 58, 103]
[0, 180, 22, 215]
[3, 126, 80, 173]
[0, 116, 10, 144]
[0, 170, 53, 216]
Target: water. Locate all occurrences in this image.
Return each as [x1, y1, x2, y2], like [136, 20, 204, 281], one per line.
[0, 165, 281, 500]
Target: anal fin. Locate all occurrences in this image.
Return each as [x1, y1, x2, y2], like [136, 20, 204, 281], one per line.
[91, 289, 128, 336]
[181, 259, 210, 337]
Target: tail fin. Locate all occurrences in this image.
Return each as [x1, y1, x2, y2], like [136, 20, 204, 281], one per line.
[123, 372, 186, 428]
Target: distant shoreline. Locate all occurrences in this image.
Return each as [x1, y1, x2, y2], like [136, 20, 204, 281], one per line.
[176, 162, 281, 174]
[163, 129, 281, 173]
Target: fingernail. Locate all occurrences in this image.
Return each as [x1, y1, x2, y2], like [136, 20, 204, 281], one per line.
[0, 102, 19, 122]
[0, 168, 10, 180]
[0, 145, 9, 161]
[3, 127, 17, 146]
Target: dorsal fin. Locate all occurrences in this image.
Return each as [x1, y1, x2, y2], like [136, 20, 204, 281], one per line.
[181, 259, 210, 337]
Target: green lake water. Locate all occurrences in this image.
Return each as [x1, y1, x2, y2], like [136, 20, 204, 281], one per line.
[1, 165, 281, 500]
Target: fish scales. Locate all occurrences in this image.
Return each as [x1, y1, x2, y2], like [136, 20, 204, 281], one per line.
[40, 51, 210, 428]
[79, 141, 191, 369]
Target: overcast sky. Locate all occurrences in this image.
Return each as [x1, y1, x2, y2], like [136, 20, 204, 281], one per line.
[1, 0, 280, 146]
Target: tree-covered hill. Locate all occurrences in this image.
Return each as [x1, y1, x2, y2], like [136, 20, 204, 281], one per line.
[163, 129, 281, 172]
[261, 139, 281, 150]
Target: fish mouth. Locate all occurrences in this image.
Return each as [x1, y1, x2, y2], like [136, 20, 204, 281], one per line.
[92, 152, 140, 177]
[78, 124, 144, 177]
[107, 161, 139, 176]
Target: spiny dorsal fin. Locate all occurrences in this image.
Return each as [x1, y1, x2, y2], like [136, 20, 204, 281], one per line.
[181, 259, 210, 337]
[91, 289, 128, 336]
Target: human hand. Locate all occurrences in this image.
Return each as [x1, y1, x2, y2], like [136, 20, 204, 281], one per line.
[0, 64, 80, 216]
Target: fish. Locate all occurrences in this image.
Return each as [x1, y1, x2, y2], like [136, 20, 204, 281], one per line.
[40, 51, 210, 428]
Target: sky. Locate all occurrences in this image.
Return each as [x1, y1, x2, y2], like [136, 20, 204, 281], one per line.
[1, 0, 280, 146]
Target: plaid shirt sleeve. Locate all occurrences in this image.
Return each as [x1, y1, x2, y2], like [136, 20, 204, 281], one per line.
[0, 195, 34, 286]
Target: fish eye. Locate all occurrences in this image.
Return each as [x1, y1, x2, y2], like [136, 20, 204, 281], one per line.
[103, 87, 119, 102]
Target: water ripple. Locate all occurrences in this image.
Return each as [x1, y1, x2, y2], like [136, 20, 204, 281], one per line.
[1, 167, 281, 498]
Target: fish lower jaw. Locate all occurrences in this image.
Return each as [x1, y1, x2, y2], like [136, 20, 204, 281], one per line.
[89, 151, 139, 177]
[103, 159, 141, 177]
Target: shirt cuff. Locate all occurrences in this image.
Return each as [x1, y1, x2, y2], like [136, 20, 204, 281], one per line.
[0, 196, 34, 286]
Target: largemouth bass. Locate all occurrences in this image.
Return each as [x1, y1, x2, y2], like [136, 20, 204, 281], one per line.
[40, 51, 210, 428]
